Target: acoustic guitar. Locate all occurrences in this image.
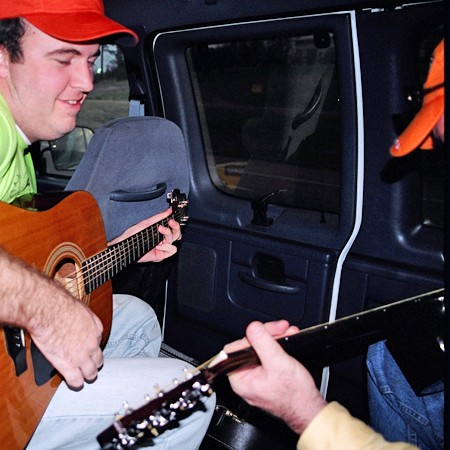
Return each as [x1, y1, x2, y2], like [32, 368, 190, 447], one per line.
[97, 288, 445, 449]
[0, 189, 188, 449]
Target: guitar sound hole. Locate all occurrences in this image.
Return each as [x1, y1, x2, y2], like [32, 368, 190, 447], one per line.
[55, 259, 76, 278]
[53, 258, 83, 301]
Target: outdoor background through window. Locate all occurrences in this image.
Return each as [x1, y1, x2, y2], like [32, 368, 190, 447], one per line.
[77, 44, 130, 131]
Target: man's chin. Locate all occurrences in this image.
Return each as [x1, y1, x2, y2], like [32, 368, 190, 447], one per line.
[46, 124, 77, 141]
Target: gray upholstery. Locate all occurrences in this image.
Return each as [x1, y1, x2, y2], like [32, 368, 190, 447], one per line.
[66, 116, 190, 241]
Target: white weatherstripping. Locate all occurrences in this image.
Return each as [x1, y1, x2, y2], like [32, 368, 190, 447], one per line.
[320, 10, 365, 398]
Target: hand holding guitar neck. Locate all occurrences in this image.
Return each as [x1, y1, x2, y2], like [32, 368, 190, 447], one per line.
[108, 206, 182, 263]
[226, 320, 327, 435]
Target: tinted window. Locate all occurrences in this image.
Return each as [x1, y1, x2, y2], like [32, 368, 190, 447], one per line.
[76, 44, 130, 131]
[187, 32, 341, 215]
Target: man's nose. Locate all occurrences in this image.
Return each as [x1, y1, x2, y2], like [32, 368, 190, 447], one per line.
[71, 63, 94, 93]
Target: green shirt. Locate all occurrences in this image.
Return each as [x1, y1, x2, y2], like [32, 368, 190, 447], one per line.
[0, 93, 37, 204]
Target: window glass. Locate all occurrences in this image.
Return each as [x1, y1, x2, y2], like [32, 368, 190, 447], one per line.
[38, 44, 129, 178]
[187, 32, 341, 215]
[76, 44, 130, 131]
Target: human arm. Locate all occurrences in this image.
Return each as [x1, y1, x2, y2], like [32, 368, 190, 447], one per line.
[0, 247, 104, 389]
[225, 320, 326, 434]
[226, 321, 419, 450]
[298, 402, 418, 450]
[108, 208, 181, 263]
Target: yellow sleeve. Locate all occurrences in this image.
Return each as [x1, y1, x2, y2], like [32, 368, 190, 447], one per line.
[297, 402, 418, 450]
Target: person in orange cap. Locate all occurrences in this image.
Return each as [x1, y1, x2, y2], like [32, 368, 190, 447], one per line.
[366, 39, 444, 450]
[390, 39, 444, 157]
[0, 1, 214, 449]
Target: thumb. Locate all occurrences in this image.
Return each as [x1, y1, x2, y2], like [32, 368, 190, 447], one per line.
[245, 321, 286, 368]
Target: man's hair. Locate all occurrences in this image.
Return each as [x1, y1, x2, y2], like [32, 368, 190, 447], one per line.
[0, 18, 26, 63]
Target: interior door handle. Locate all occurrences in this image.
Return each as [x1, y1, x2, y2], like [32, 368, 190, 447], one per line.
[238, 271, 300, 294]
[109, 182, 166, 202]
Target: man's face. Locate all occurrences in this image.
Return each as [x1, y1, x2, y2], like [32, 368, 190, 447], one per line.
[0, 21, 99, 142]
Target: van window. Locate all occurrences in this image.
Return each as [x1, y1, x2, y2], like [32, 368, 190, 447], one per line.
[76, 44, 130, 131]
[187, 32, 341, 215]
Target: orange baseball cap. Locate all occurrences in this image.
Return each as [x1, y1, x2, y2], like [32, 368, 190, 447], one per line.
[390, 39, 444, 157]
[0, 0, 138, 46]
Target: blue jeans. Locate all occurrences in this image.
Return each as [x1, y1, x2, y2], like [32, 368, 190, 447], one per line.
[367, 341, 444, 450]
[28, 294, 215, 449]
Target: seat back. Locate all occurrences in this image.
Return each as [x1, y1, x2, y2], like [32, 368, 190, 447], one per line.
[66, 116, 190, 242]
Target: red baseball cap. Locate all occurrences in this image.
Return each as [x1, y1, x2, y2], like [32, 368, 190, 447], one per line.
[0, 0, 138, 46]
[390, 39, 444, 157]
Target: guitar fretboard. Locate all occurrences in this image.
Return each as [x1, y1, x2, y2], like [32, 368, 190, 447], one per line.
[81, 212, 182, 294]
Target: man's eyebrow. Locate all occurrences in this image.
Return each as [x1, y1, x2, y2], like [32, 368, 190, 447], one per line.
[45, 48, 101, 58]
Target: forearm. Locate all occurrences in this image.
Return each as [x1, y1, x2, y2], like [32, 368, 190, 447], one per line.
[0, 247, 68, 330]
[0, 247, 104, 388]
[297, 402, 419, 450]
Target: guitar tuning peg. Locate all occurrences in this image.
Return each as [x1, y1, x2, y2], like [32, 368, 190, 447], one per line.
[183, 367, 194, 379]
[172, 378, 180, 386]
[154, 384, 164, 397]
[144, 394, 151, 401]
[122, 401, 133, 414]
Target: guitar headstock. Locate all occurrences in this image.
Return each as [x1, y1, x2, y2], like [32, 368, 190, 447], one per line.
[97, 369, 213, 449]
[167, 189, 189, 227]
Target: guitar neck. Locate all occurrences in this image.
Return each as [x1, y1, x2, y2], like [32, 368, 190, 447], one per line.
[206, 288, 445, 378]
[82, 212, 181, 294]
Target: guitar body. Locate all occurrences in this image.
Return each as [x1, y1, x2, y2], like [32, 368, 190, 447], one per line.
[0, 191, 113, 449]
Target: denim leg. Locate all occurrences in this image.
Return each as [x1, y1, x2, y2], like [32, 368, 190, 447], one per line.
[104, 294, 162, 358]
[367, 341, 444, 450]
[27, 357, 216, 450]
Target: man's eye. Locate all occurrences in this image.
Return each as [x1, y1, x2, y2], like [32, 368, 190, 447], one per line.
[56, 59, 71, 66]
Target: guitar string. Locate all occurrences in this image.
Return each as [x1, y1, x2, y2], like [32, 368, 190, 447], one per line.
[63, 216, 173, 298]
[61, 212, 181, 298]
[83, 212, 182, 279]
[70, 214, 178, 295]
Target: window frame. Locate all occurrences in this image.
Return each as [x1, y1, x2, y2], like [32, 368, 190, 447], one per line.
[152, 12, 363, 250]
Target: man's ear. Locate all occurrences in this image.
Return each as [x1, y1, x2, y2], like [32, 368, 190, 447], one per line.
[0, 46, 10, 78]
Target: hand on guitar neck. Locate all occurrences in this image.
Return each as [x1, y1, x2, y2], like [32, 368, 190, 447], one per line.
[109, 207, 181, 263]
[225, 320, 327, 435]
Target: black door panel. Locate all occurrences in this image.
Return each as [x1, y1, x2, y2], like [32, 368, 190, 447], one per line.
[167, 223, 337, 361]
